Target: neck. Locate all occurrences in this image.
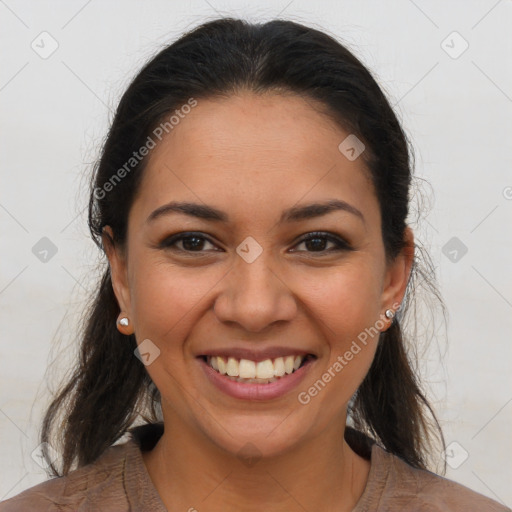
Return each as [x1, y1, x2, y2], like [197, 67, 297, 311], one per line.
[141, 416, 371, 512]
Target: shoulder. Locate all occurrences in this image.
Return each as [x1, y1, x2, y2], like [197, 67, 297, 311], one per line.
[0, 441, 136, 512]
[356, 443, 511, 512]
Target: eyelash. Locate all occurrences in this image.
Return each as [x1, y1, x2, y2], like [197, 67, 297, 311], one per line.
[158, 231, 353, 255]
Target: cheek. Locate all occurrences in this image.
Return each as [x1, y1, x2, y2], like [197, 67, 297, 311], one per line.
[126, 261, 223, 408]
[293, 260, 383, 340]
[129, 262, 217, 342]
[292, 262, 382, 400]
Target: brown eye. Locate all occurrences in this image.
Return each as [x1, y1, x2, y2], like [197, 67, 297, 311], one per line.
[291, 232, 352, 253]
[159, 232, 219, 253]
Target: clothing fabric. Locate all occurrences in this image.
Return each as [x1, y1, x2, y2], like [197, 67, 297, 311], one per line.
[0, 423, 509, 511]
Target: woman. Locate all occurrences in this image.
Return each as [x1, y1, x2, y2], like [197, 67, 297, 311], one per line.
[1, 17, 508, 512]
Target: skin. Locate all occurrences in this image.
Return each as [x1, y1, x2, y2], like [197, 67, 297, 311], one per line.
[104, 91, 414, 512]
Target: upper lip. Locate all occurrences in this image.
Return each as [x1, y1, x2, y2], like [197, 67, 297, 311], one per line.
[197, 346, 316, 363]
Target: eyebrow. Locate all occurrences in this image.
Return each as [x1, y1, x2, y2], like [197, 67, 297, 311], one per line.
[146, 199, 365, 225]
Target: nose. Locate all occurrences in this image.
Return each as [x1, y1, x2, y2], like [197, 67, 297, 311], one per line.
[213, 251, 298, 333]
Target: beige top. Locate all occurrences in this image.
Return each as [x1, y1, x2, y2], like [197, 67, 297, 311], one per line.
[0, 423, 509, 511]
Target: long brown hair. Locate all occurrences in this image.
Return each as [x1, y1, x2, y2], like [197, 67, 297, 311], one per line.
[41, 17, 446, 477]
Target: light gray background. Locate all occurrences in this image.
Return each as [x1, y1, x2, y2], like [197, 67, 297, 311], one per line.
[1, 0, 511, 506]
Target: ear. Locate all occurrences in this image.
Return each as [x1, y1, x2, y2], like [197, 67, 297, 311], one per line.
[380, 226, 415, 315]
[102, 226, 132, 316]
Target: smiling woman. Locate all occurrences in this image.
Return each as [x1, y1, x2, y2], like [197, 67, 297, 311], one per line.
[0, 17, 508, 512]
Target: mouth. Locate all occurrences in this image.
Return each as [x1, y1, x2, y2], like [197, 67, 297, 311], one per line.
[197, 353, 317, 401]
[198, 353, 317, 385]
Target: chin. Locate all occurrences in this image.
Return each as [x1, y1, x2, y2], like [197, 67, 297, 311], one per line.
[200, 415, 307, 462]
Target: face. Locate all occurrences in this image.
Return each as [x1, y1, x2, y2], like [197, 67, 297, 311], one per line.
[106, 91, 412, 459]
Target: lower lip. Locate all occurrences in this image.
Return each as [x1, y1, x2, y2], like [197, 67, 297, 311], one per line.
[198, 357, 315, 401]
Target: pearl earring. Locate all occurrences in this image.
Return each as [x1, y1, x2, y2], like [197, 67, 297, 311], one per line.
[117, 316, 129, 327]
[385, 309, 395, 319]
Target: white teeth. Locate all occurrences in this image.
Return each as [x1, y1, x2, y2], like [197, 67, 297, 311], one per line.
[217, 357, 227, 375]
[229, 376, 278, 384]
[239, 359, 256, 379]
[226, 357, 239, 377]
[256, 359, 274, 379]
[284, 356, 294, 374]
[274, 357, 285, 376]
[207, 354, 308, 380]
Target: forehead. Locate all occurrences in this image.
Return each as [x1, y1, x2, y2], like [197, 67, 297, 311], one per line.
[132, 91, 378, 229]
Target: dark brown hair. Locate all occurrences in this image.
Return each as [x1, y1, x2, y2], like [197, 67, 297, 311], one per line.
[41, 17, 446, 476]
